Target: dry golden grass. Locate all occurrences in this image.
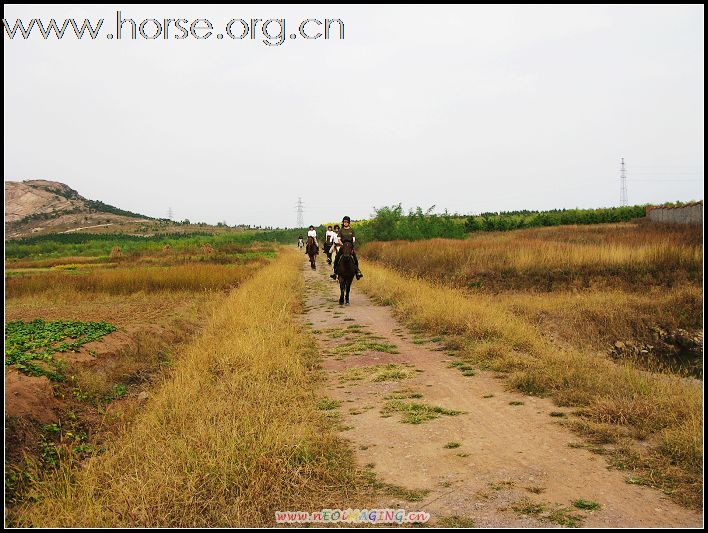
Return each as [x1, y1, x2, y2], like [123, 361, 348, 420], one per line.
[6, 255, 108, 269]
[4, 290, 219, 328]
[359, 263, 702, 508]
[11, 250, 362, 527]
[361, 222, 702, 291]
[5, 262, 265, 297]
[5, 285, 230, 510]
[496, 286, 702, 353]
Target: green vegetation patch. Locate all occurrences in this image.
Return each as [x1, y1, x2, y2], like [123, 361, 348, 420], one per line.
[511, 498, 547, 515]
[331, 338, 399, 355]
[572, 499, 601, 511]
[547, 507, 585, 528]
[5, 319, 117, 380]
[339, 363, 417, 383]
[381, 400, 463, 424]
[385, 389, 424, 400]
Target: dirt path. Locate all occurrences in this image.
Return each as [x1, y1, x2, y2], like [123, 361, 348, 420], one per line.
[301, 255, 702, 528]
[61, 223, 113, 233]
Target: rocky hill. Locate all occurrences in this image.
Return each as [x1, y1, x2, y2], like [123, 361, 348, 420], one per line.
[5, 180, 152, 238]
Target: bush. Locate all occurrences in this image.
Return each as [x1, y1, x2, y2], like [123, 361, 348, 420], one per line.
[356, 205, 466, 243]
[464, 206, 646, 232]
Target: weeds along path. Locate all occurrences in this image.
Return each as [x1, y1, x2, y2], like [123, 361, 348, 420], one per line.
[303, 255, 701, 528]
[12, 250, 361, 527]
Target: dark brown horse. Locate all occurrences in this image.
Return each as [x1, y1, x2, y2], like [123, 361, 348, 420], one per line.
[324, 241, 333, 265]
[337, 241, 356, 304]
[306, 236, 318, 270]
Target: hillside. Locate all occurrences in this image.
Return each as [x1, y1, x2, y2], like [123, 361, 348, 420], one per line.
[5, 180, 152, 238]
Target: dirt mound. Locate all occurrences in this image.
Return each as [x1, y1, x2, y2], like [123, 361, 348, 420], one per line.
[4, 179, 149, 238]
[5, 370, 60, 424]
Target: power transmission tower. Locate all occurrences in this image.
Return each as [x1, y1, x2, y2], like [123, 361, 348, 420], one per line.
[619, 157, 628, 206]
[295, 197, 304, 227]
[167, 207, 174, 220]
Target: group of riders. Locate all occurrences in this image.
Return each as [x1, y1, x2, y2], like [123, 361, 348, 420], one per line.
[297, 216, 363, 280]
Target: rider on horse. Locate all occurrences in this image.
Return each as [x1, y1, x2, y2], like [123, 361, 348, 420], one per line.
[330, 216, 363, 280]
[306, 225, 319, 254]
[324, 225, 336, 263]
[325, 225, 335, 250]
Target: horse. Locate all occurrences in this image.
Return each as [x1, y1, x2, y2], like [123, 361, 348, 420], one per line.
[306, 236, 318, 270]
[337, 241, 356, 305]
[324, 241, 333, 265]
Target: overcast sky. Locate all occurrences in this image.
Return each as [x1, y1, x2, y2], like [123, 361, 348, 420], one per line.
[4, 4, 704, 227]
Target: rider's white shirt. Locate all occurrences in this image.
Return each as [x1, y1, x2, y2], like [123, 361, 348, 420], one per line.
[307, 229, 317, 238]
[325, 230, 336, 243]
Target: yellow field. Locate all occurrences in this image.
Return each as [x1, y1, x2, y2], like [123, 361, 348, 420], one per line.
[10, 250, 363, 527]
[5, 262, 265, 297]
[362, 222, 702, 291]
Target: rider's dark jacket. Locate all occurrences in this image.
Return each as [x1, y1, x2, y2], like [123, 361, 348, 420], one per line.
[338, 226, 355, 244]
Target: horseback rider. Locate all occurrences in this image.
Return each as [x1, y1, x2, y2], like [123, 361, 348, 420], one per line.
[332, 225, 341, 249]
[297, 235, 304, 249]
[325, 225, 335, 250]
[324, 225, 335, 263]
[330, 216, 363, 280]
[306, 225, 319, 254]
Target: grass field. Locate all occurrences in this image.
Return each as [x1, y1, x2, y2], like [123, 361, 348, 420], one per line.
[4, 239, 281, 517]
[358, 222, 703, 508]
[4, 219, 703, 523]
[361, 222, 703, 375]
[8, 250, 366, 527]
[361, 222, 702, 291]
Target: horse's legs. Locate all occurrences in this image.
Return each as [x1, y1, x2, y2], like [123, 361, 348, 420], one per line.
[345, 279, 351, 304]
[339, 279, 345, 305]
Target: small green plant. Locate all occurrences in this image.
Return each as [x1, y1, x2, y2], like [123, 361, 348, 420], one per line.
[39, 424, 62, 468]
[512, 498, 547, 515]
[331, 338, 399, 355]
[340, 364, 417, 383]
[490, 480, 515, 491]
[444, 441, 461, 449]
[385, 389, 424, 400]
[548, 507, 584, 527]
[371, 363, 417, 382]
[107, 384, 127, 401]
[316, 398, 341, 411]
[572, 499, 601, 511]
[509, 401, 524, 406]
[381, 400, 463, 424]
[525, 486, 546, 494]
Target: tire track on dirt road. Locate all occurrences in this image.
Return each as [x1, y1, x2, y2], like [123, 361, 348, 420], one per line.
[301, 254, 701, 528]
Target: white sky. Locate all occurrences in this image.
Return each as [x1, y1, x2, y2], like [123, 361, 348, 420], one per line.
[4, 4, 704, 227]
